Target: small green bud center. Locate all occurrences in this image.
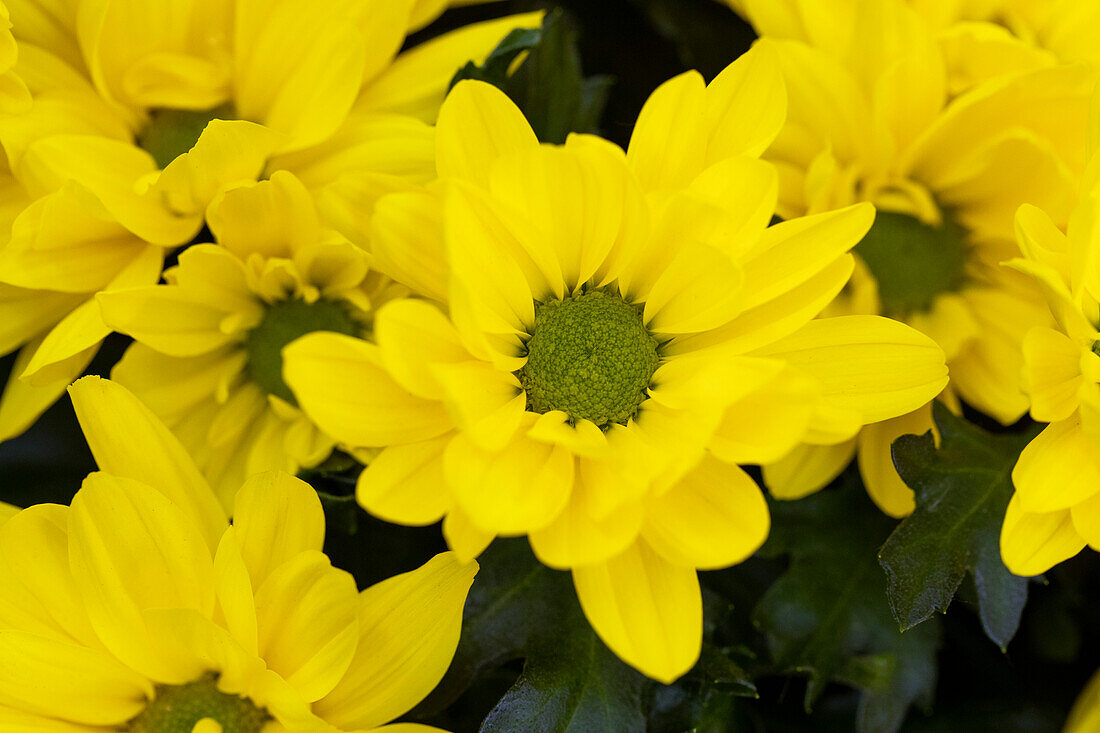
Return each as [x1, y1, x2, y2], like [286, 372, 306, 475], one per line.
[855, 210, 969, 316]
[517, 290, 659, 427]
[246, 298, 360, 404]
[127, 674, 268, 733]
[137, 103, 235, 169]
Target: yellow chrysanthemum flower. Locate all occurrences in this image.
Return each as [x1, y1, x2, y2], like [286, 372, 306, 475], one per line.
[724, 0, 1089, 517]
[0, 376, 476, 731]
[998, 139, 1100, 575]
[722, 0, 1100, 93]
[0, 0, 540, 445]
[1065, 668, 1100, 733]
[282, 50, 948, 683]
[95, 170, 404, 509]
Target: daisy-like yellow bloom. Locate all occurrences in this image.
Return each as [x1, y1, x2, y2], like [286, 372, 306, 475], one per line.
[999, 140, 1100, 575]
[0, 376, 476, 731]
[96, 170, 404, 510]
[1065, 669, 1100, 733]
[0, 0, 540, 445]
[283, 49, 949, 683]
[721, 0, 1100, 93]
[722, 0, 1089, 516]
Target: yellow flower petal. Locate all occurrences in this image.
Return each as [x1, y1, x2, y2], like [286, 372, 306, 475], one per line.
[857, 405, 936, 518]
[0, 283, 83, 356]
[643, 456, 769, 570]
[442, 508, 495, 563]
[1012, 418, 1100, 513]
[740, 203, 873, 311]
[283, 332, 453, 447]
[755, 315, 948, 425]
[18, 135, 200, 245]
[763, 439, 857, 500]
[433, 362, 526, 452]
[435, 79, 538, 187]
[357, 437, 454, 526]
[213, 527, 258, 657]
[374, 299, 471, 400]
[0, 630, 150, 725]
[642, 240, 744, 334]
[489, 141, 627, 294]
[667, 255, 853, 357]
[709, 367, 818, 465]
[358, 11, 544, 122]
[254, 551, 359, 703]
[627, 70, 707, 194]
[0, 504, 96, 646]
[0, 184, 151, 294]
[529, 474, 645, 569]
[704, 41, 787, 161]
[368, 189, 449, 303]
[232, 471, 325, 590]
[314, 552, 476, 730]
[573, 540, 701, 684]
[207, 171, 318, 261]
[445, 431, 573, 535]
[234, 1, 366, 151]
[444, 182, 537, 334]
[1023, 326, 1083, 423]
[153, 119, 282, 218]
[1071, 492, 1100, 548]
[1001, 493, 1085, 576]
[0, 337, 95, 443]
[67, 376, 227, 547]
[68, 473, 216, 682]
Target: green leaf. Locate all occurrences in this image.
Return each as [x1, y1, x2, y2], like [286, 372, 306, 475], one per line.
[879, 402, 1038, 649]
[451, 9, 613, 144]
[754, 473, 941, 732]
[418, 539, 647, 732]
[449, 27, 542, 88]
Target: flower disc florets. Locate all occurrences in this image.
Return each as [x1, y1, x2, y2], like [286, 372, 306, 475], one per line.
[127, 674, 268, 733]
[246, 298, 360, 404]
[517, 289, 659, 427]
[854, 210, 969, 317]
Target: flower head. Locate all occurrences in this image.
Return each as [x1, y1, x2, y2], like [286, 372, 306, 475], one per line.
[726, 0, 1089, 516]
[283, 50, 948, 683]
[0, 0, 541, 446]
[999, 140, 1100, 575]
[0, 376, 476, 731]
[96, 170, 403, 509]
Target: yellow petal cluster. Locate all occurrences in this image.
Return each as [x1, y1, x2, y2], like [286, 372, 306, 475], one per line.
[0, 0, 540, 444]
[100, 170, 406, 509]
[722, 0, 1089, 516]
[282, 47, 948, 683]
[0, 376, 476, 731]
[999, 131, 1100, 575]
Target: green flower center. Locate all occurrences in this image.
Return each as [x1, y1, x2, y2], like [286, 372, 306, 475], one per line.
[246, 298, 360, 405]
[137, 103, 236, 169]
[855, 210, 969, 316]
[516, 290, 659, 427]
[127, 674, 269, 733]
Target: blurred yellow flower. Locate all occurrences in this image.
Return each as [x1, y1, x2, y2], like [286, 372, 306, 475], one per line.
[0, 376, 476, 731]
[98, 170, 406, 509]
[1065, 668, 1100, 733]
[283, 51, 948, 683]
[0, 0, 540, 447]
[725, 0, 1090, 516]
